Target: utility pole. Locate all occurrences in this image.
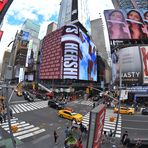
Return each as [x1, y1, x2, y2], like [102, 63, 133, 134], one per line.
[4, 83, 16, 148]
[114, 56, 122, 137]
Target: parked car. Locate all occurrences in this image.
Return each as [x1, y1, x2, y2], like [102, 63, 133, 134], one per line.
[114, 106, 135, 115]
[58, 109, 83, 122]
[142, 108, 148, 115]
[22, 91, 34, 102]
[36, 92, 48, 100]
[48, 100, 64, 110]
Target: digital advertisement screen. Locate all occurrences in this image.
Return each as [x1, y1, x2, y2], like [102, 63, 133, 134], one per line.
[104, 9, 148, 40]
[140, 46, 148, 84]
[112, 46, 142, 85]
[61, 24, 97, 81]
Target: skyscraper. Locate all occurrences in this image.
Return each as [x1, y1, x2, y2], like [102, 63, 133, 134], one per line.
[21, 19, 40, 62]
[112, 0, 148, 9]
[58, 0, 90, 33]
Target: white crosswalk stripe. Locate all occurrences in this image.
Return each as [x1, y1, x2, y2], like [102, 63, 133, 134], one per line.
[10, 101, 48, 114]
[0, 117, 45, 140]
[82, 109, 122, 138]
[73, 100, 93, 106]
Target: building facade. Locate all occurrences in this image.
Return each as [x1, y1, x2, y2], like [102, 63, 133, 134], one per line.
[1, 50, 11, 80]
[58, 0, 90, 33]
[46, 22, 57, 35]
[21, 19, 40, 63]
[112, 0, 148, 9]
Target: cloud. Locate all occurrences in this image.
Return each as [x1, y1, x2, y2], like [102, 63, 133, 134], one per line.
[0, 0, 114, 63]
[0, 0, 61, 63]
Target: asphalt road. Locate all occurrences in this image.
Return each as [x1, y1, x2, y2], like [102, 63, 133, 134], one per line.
[122, 114, 148, 139]
[1, 86, 148, 147]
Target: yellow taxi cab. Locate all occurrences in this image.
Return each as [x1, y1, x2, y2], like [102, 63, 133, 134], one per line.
[58, 109, 83, 122]
[16, 91, 23, 96]
[114, 106, 135, 115]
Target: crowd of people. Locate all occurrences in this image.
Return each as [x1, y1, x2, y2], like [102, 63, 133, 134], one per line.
[0, 98, 13, 125]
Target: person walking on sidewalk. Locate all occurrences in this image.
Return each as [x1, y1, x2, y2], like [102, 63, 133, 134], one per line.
[54, 130, 58, 144]
[121, 131, 128, 145]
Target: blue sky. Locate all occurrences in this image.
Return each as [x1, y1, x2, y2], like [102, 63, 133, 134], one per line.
[0, 0, 114, 63]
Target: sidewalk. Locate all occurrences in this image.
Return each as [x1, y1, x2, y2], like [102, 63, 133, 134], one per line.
[0, 138, 22, 148]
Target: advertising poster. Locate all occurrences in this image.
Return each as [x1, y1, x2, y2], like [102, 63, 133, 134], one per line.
[140, 46, 148, 84]
[61, 24, 97, 81]
[112, 46, 142, 85]
[87, 104, 106, 148]
[104, 9, 148, 40]
[26, 39, 33, 67]
[104, 9, 131, 40]
[0, 0, 8, 12]
[61, 25, 79, 80]
[0, 30, 3, 41]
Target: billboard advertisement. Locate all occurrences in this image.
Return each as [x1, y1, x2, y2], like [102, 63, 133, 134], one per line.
[0, 0, 8, 12]
[25, 40, 33, 67]
[40, 24, 97, 81]
[112, 46, 142, 85]
[61, 24, 97, 81]
[20, 30, 29, 41]
[140, 46, 148, 84]
[87, 104, 106, 148]
[104, 9, 148, 40]
[0, 30, 3, 41]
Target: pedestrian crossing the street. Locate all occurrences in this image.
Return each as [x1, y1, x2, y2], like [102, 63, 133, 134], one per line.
[0, 117, 46, 140]
[10, 101, 48, 114]
[82, 109, 122, 138]
[73, 100, 94, 106]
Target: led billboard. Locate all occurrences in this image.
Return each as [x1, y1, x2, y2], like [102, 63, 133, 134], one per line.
[40, 24, 97, 81]
[112, 46, 142, 85]
[61, 24, 97, 81]
[104, 9, 148, 40]
[140, 46, 148, 84]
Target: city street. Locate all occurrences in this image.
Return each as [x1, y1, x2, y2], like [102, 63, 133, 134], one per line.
[122, 114, 148, 139]
[0, 88, 148, 147]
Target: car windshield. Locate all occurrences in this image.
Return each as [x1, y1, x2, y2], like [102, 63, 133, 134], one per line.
[71, 112, 78, 115]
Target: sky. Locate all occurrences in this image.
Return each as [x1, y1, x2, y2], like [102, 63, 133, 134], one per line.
[0, 0, 114, 63]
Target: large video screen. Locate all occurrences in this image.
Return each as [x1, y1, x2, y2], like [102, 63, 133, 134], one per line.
[104, 9, 148, 40]
[61, 24, 97, 81]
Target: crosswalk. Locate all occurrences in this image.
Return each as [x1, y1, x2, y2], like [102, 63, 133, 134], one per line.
[82, 109, 122, 138]
[0, 117, 45, 140]
[72, 100, 94, 106]
[10, 101, 48, 114]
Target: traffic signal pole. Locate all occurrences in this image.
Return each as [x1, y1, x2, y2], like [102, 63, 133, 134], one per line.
[4, 83, 16, 148]
[114, 57, 122, 137]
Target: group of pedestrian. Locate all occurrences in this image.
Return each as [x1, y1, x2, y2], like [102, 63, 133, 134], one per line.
[0, 108, 13, 124]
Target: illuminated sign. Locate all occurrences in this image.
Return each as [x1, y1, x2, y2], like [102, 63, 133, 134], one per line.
[87, 104, 106, 148]
[61, 25, 79, 79]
